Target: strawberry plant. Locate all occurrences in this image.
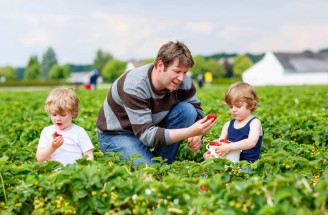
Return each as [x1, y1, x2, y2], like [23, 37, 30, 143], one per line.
[0, 85, 327, 214]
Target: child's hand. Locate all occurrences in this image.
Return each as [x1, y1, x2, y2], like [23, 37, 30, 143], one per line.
[203, 151, 214, 160]
[52, 131, 62, 139]
[215, 142, 231, 157]
[51, 136, 64, 149]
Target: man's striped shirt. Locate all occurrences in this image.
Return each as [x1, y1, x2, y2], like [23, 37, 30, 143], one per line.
[96, 64, 205, 148]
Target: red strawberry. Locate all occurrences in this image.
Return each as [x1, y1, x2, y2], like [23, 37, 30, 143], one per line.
[220, 139, 231, 143]
[53, 131, 62, 139]
[209, 141, 219, 146]
[200, 186, 208, 192]
[207, 114, 217, 121]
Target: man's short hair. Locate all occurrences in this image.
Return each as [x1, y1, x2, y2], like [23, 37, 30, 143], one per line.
[154, 41, 194, 69]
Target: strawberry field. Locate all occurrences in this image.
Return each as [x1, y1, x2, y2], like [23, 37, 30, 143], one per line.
[1, 84, 328, 215]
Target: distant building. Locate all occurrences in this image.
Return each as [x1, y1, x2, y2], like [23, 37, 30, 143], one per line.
[67, 71, 103, 84]
[67, 71, 90, 84]
[126, 61, 144, 71]
[0, 76, 6, 82]
[242, 51, 328, 86]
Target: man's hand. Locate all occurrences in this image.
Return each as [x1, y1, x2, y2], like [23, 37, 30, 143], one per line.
[187, 136, 202, 152]
[189, 116, 217, 137]
[169, 116, 217, 147]
[187, 116, 217, 152]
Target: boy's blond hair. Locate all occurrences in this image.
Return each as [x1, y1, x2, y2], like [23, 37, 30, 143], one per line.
[224, 82, 259, 112]
[45, 88, 80, 118]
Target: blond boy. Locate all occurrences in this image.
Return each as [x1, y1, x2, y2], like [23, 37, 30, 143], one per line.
[204, 82, 264, 166]
[36, 88, 94, 166]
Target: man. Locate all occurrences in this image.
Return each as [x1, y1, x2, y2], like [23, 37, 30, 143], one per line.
[96, 41, 216, 165]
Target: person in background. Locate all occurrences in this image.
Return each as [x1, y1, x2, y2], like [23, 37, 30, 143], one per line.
[197, 74, 204, 88]
[36, 88, 94, 166]
[203, 82, 264, 172]
[96, 41, 217, 166]
[89, 69, 101, 89]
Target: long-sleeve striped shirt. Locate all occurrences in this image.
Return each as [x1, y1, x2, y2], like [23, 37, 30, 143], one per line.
[96, 64, 205, 148]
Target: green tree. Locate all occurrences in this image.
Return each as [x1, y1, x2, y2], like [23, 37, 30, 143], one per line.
[102, 59, 127, 82]
[48, 64, 71, 79]
[233, 55, 253, 77]
[93, 49, 113, 71]
[207, 58, 226, 79]
[24, 55, 40, 80]
[319, 48, 328, 53]
[189, 56, 208, 79]
[40, 47, 58, 79]
[0, 66, 17, 81]
[143, 59, 154, 65]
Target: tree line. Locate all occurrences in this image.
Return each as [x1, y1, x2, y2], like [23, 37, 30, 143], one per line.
[0, 47, 256, 83]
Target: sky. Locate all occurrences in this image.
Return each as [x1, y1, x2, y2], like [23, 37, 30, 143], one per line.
[1, 0, 328, 67]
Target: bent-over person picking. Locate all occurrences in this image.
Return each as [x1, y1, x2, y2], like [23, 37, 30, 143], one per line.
[96, 41, 216, 166]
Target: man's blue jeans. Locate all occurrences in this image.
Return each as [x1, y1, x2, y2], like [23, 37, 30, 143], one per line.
[97, 102, 198, 166]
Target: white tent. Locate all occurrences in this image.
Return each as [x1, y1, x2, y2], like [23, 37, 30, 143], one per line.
[242, 51, 328, 86]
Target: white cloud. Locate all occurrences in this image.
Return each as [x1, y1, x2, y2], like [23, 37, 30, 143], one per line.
[91, 11, 129, 35]
[219, 26, 261, 42]
[131, 38, 168, 60]
[184, 22, 213, 35]
[245, 23, 328, 53]
[8, 12, 70, 27]
[1, 1, 328, 67]
[21, 29, 52, 48]
[80, 11, 171, 60]
[281, 24, 328, 51]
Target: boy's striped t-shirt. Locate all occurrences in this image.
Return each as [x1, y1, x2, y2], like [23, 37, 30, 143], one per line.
[96, 64, 205, 148]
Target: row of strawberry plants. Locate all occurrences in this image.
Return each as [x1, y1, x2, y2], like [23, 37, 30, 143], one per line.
[0, 85, 327, 214]
[1, 156, 328, 214]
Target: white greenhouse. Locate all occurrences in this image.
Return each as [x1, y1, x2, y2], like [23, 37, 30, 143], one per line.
[242, 51, 328, 86]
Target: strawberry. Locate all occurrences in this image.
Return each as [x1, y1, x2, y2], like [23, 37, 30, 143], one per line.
[200, 185, 208, 192]
[53, 131, 62, 139]
[220, 139, 231, 144]
[209, 141, 219, 146]
[207, 114, 217, 121]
